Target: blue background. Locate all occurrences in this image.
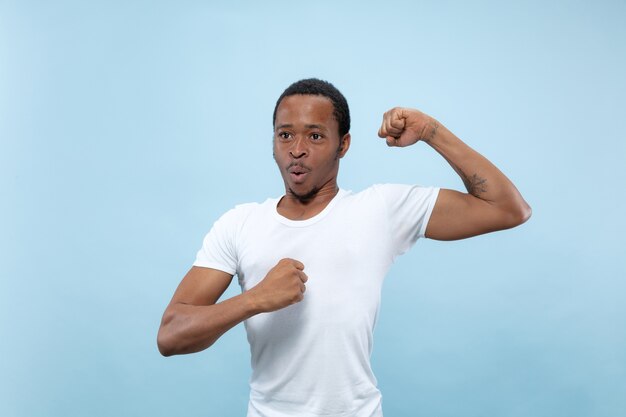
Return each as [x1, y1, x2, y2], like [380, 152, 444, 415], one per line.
[2, 1, 625, 416]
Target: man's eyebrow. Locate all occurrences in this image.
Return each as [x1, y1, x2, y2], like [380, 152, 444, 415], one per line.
[275, 123, 328, 130]
[305, 124, 325, 130]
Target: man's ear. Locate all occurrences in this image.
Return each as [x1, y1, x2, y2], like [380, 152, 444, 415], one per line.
[338, 133, 351, 158]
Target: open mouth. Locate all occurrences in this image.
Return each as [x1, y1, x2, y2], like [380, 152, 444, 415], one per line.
[288, 165, 310, 182]
[289, 171, 307, 181]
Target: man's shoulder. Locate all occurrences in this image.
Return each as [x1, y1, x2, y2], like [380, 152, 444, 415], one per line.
[349, 183, 415, 198]
[235, 194, 281, 211]
[232, 200, 263, 213]
[364, 183, 437, 196]
[218, 196, 278, 223]
[347, 184, 439, 210]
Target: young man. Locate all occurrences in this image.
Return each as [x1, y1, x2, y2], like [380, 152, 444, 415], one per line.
[157, 78, 531, 416]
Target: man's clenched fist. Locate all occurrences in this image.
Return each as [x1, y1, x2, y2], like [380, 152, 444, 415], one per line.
[248, 258, 308, 313]
[378, 107, 440, 147]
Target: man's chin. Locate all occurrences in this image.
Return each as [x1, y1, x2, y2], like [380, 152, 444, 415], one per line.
[288, 186, 320, 203]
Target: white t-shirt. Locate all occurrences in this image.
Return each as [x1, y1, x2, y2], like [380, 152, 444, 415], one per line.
[194, 184, 440, 417]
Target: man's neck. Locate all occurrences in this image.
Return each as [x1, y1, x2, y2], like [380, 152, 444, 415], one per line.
[277, 186, 339, 221]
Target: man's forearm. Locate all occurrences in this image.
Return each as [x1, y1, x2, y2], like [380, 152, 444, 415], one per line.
[426, 120, 530, 218]
[158, 259, 307, 356]
[157, 292, 260, 356]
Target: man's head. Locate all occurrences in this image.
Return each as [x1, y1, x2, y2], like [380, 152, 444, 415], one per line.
[272, 79, 351, 202]
[273, 78, 350, 138]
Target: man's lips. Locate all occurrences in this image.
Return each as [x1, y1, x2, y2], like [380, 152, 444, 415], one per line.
[287, 163, 311, 182]
[287, 163, 311, 175]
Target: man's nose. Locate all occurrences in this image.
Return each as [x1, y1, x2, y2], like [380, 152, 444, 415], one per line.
[289, 136, 308, 158]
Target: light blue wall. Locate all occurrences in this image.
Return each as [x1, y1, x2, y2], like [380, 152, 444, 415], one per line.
[2, 1, 625, 416]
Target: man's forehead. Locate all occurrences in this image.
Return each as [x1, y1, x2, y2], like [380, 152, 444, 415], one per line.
[275, 95, 336, 125]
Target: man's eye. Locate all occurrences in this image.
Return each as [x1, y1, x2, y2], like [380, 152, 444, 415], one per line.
[311, 133, 322, 140]
[279, 132, 291, 139]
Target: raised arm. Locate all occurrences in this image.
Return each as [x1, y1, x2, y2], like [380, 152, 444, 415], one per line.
[157, 259, 308, 356]
[378, 107, 531, 241]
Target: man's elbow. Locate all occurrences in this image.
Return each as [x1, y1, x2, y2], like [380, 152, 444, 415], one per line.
[157, 322, 217, 357]
[157, 330, 176, 357]
[157, 311, 182, 357]
[505, 200, 532, 228]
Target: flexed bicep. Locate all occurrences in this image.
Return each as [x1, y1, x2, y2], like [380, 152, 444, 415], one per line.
[425, 189, 527, 241]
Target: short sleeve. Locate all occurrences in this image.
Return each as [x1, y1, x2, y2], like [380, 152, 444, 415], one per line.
[372, 184, 440, 256]
[193, 208, 240, 275]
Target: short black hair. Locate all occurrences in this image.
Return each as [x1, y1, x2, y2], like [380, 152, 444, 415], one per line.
[273, 78, 350, 137]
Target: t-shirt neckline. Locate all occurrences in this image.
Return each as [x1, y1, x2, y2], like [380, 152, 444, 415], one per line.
[271, 189, 348, 227]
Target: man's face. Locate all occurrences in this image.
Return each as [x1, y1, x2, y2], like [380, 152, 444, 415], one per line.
[273, 94, 350, 201]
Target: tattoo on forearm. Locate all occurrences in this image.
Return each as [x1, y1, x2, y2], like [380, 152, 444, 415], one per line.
[462, 173, 487, 197]
[422, 119, 439, 143]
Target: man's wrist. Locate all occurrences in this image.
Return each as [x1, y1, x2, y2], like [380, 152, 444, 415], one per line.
[240, 290, 264, 316]
[421, 117, 442, 146]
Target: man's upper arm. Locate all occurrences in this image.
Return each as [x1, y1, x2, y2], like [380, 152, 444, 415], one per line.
[425, 189, 523, 241]
[168, 266, 234, 307]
